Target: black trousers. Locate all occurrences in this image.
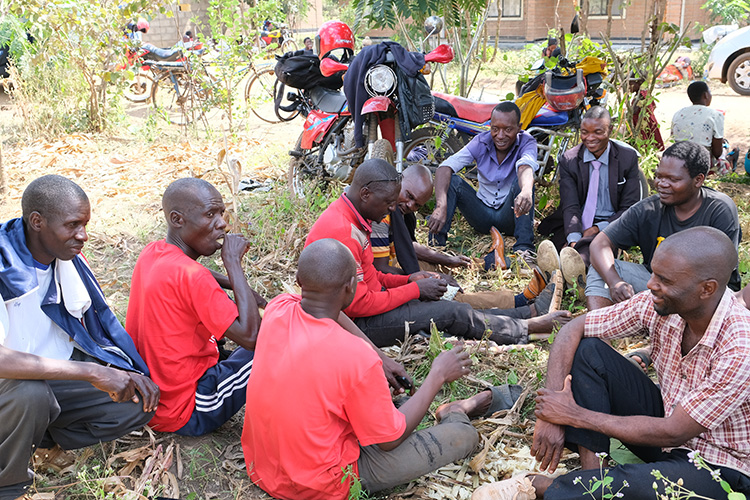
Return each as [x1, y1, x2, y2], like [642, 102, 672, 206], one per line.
[354, 299, 529, 348]
[0, 377, 152, 500]
[545, 338, 750, 499]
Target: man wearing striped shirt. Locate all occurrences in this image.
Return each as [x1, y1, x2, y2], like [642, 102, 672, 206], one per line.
[474, 226, 750, 499]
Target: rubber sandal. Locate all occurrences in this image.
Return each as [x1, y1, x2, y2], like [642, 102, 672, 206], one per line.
[625, 349, 652, 373]
[481, 384, 524, 418]
[472, 472, 536, 500]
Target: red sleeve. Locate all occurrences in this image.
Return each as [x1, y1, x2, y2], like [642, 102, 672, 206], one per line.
[189, 268, 239, 340]
[378, 271, 411, 288]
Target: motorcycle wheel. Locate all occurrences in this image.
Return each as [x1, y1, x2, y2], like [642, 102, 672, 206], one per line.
[151, 71, 208, 126]
[371, 139, 394, 165]
[637, 168, 650, 200]
[245, 66, 281, 124]
[288, 133, 321, 199]
[403, 127, 465, 173]
[123, 72, 155, 103]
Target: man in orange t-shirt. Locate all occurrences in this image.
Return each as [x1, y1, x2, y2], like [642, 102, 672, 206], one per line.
[127, 178, 263, 435]
[243, 238, 510, 500]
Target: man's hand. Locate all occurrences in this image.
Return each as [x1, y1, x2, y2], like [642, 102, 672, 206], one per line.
[427, 205, 448, 234]
[91, 366, 160, 412]
[582, 226, 600, 238]
[535, 375, 580, 425]
[445, 255, 472, 268]
[610, 280, 635, 303]
[431, 343, 471, 384]
[438, 272, 462, 290]
[380, 354, 413, 395]
[531, 419, 566, 472]
[513, 189, 533, 218]
[408, 271, 441, 282]
[416, 277, 448, 301]
[220, 233, 251, 265]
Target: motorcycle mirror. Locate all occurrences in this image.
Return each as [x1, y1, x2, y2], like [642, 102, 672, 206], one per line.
[424, 44, 454, 64]
[320, 57, 348, 77]
[570, 14, 580, 34]
[424, 16, 443, 36]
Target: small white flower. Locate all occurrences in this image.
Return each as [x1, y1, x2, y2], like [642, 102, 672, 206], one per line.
[623, 480, 630, 488]
[596, 452, 608, 459]
[711, 469, 722, 480]
[615, 493, 624, 498]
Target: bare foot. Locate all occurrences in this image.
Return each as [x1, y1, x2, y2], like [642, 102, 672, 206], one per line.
[527, 310, 572, 334]
[435, 390, 493, 422]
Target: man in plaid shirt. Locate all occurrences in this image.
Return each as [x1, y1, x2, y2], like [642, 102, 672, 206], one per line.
[473, 226, 750, 499]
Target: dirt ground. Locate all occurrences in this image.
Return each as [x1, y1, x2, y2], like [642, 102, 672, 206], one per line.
[0, 71, 749, 500]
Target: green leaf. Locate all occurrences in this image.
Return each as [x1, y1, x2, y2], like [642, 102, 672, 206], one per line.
[727, 493, 746, 500]
[722, 480, 732, 493]
[507, 369, 518, 385]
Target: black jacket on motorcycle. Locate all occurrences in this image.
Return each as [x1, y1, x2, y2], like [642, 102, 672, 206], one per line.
[344, 41, 425, 148]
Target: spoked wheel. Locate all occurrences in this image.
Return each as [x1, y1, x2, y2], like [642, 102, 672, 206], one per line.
[245, 66, 281, 123]
[123, 72, 155, 103]
[288, 134, 322, 198]
[281, 39, 298, 53]
[637, 169, 650, 200]
[403, 127, 466, 174]
[151, 71, 207, 125]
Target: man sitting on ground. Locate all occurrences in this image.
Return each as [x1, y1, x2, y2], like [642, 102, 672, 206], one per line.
[473, 227, 750, 499]
[305, 159, 570, 349]
[586, 140, 740, 311]
[538, 106, 642, 276]
[427, 101, 538, 265]
[372, 164, 556, 313]
[671, 81, 738, 174]
[0, 175, 159, 500]
[243, 238, 520, 499]
[126, 178, 262, 436]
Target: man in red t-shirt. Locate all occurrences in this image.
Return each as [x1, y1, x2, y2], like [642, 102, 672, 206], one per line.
[126, 178, 263, 435]
[243, 238, 512, 499]
[305, 159, 570, 349]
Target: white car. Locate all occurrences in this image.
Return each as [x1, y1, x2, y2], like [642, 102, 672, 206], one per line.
[706, 26, 750, 95]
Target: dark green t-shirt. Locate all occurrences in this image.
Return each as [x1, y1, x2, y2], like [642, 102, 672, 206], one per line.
[603, 187, 741, 291]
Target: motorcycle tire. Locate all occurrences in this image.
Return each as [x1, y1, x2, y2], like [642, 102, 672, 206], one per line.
[637, 168, 650, 200]
[371, 139, 395, 165]
[403, 127, 465, 173]
[123, 72, 155, 103]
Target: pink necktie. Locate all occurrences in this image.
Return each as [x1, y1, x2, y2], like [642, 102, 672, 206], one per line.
[581, 160, 602, 230]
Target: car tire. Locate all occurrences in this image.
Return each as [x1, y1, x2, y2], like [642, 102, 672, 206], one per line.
[728, 53, 750, 96]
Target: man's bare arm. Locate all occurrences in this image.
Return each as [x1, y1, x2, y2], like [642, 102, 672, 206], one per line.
[221, 234, 261, 350]
[210, 269, 268, 308]
[0, 345, 159, 411]
[589, 232, 634, 303]
[414, 243, 472, 268]
[372, 256, 407, 275]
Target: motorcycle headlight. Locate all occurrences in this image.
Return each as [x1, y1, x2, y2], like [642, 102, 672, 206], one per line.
[364, 65, 397, 97]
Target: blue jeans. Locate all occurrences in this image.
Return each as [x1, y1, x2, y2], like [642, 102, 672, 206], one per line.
[430, 174, 535, 251]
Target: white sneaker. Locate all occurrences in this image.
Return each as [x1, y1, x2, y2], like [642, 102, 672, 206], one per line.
[471, 473, 536, 500]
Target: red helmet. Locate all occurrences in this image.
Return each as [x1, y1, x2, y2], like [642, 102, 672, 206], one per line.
[136, 18, 150, 32]
[316, 20, 354, 62]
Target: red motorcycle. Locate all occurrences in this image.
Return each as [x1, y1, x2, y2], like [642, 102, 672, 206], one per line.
[285, 21, 454, 197]
[119, 43, 204, 103]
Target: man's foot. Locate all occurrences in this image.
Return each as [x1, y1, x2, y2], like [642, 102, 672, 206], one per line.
[560, 246, 586, 288]
[536, 240, 560, 282]
[472, 473, 537, 500]
[435, 385, 523, 421]
[530, 273, 560, 315]
[728, 146, 740, 171]
[625, 348, 652, 373]
[527, 310, 572, 334]
[522, 267, 548, 301]
[515, 249, 537, 267]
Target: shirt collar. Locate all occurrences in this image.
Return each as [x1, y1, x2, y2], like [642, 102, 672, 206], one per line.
[341, 192, 373, 233]
[480, 130, 521, 159]
[696, 289, 737, 350]
[583, 142, 611, 166]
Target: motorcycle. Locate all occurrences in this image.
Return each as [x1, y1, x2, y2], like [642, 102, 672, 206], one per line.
[405, 57, 607, 182]
[285, 41, 454, 197]
[657, 56, 693, 87]
[119, 43, 203, 103]
[257, 21, 297, 54]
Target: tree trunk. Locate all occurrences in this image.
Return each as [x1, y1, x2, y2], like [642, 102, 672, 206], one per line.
[606, 0, 614, 39]
[491, 0, 501, 62]
[580, 0, 590, 35]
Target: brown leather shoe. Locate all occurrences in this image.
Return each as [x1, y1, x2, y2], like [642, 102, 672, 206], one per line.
[522, 267, 548, 300]
[490, 226, 507, 270]
[560, 246, 586, 288]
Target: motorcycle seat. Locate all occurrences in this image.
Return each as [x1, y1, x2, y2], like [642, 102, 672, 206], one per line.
[308, 86, 347, 113]
[142, 49, 183, 62]
[527, 103, 569, 127]
[432, 92, 496, 124]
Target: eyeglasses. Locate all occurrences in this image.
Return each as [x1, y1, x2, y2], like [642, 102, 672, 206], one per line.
[363, 173, 403, 189]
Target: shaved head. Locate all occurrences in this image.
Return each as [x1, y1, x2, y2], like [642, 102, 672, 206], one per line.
[298, 239, 356, 292]
[162, 177, 220, 216]
[350, 159, 400, 194]
[22, 175, 88, 224]
[656, 227, 737, 288]
[400, 164, 433, 212]
[403, 164, 432, 189]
